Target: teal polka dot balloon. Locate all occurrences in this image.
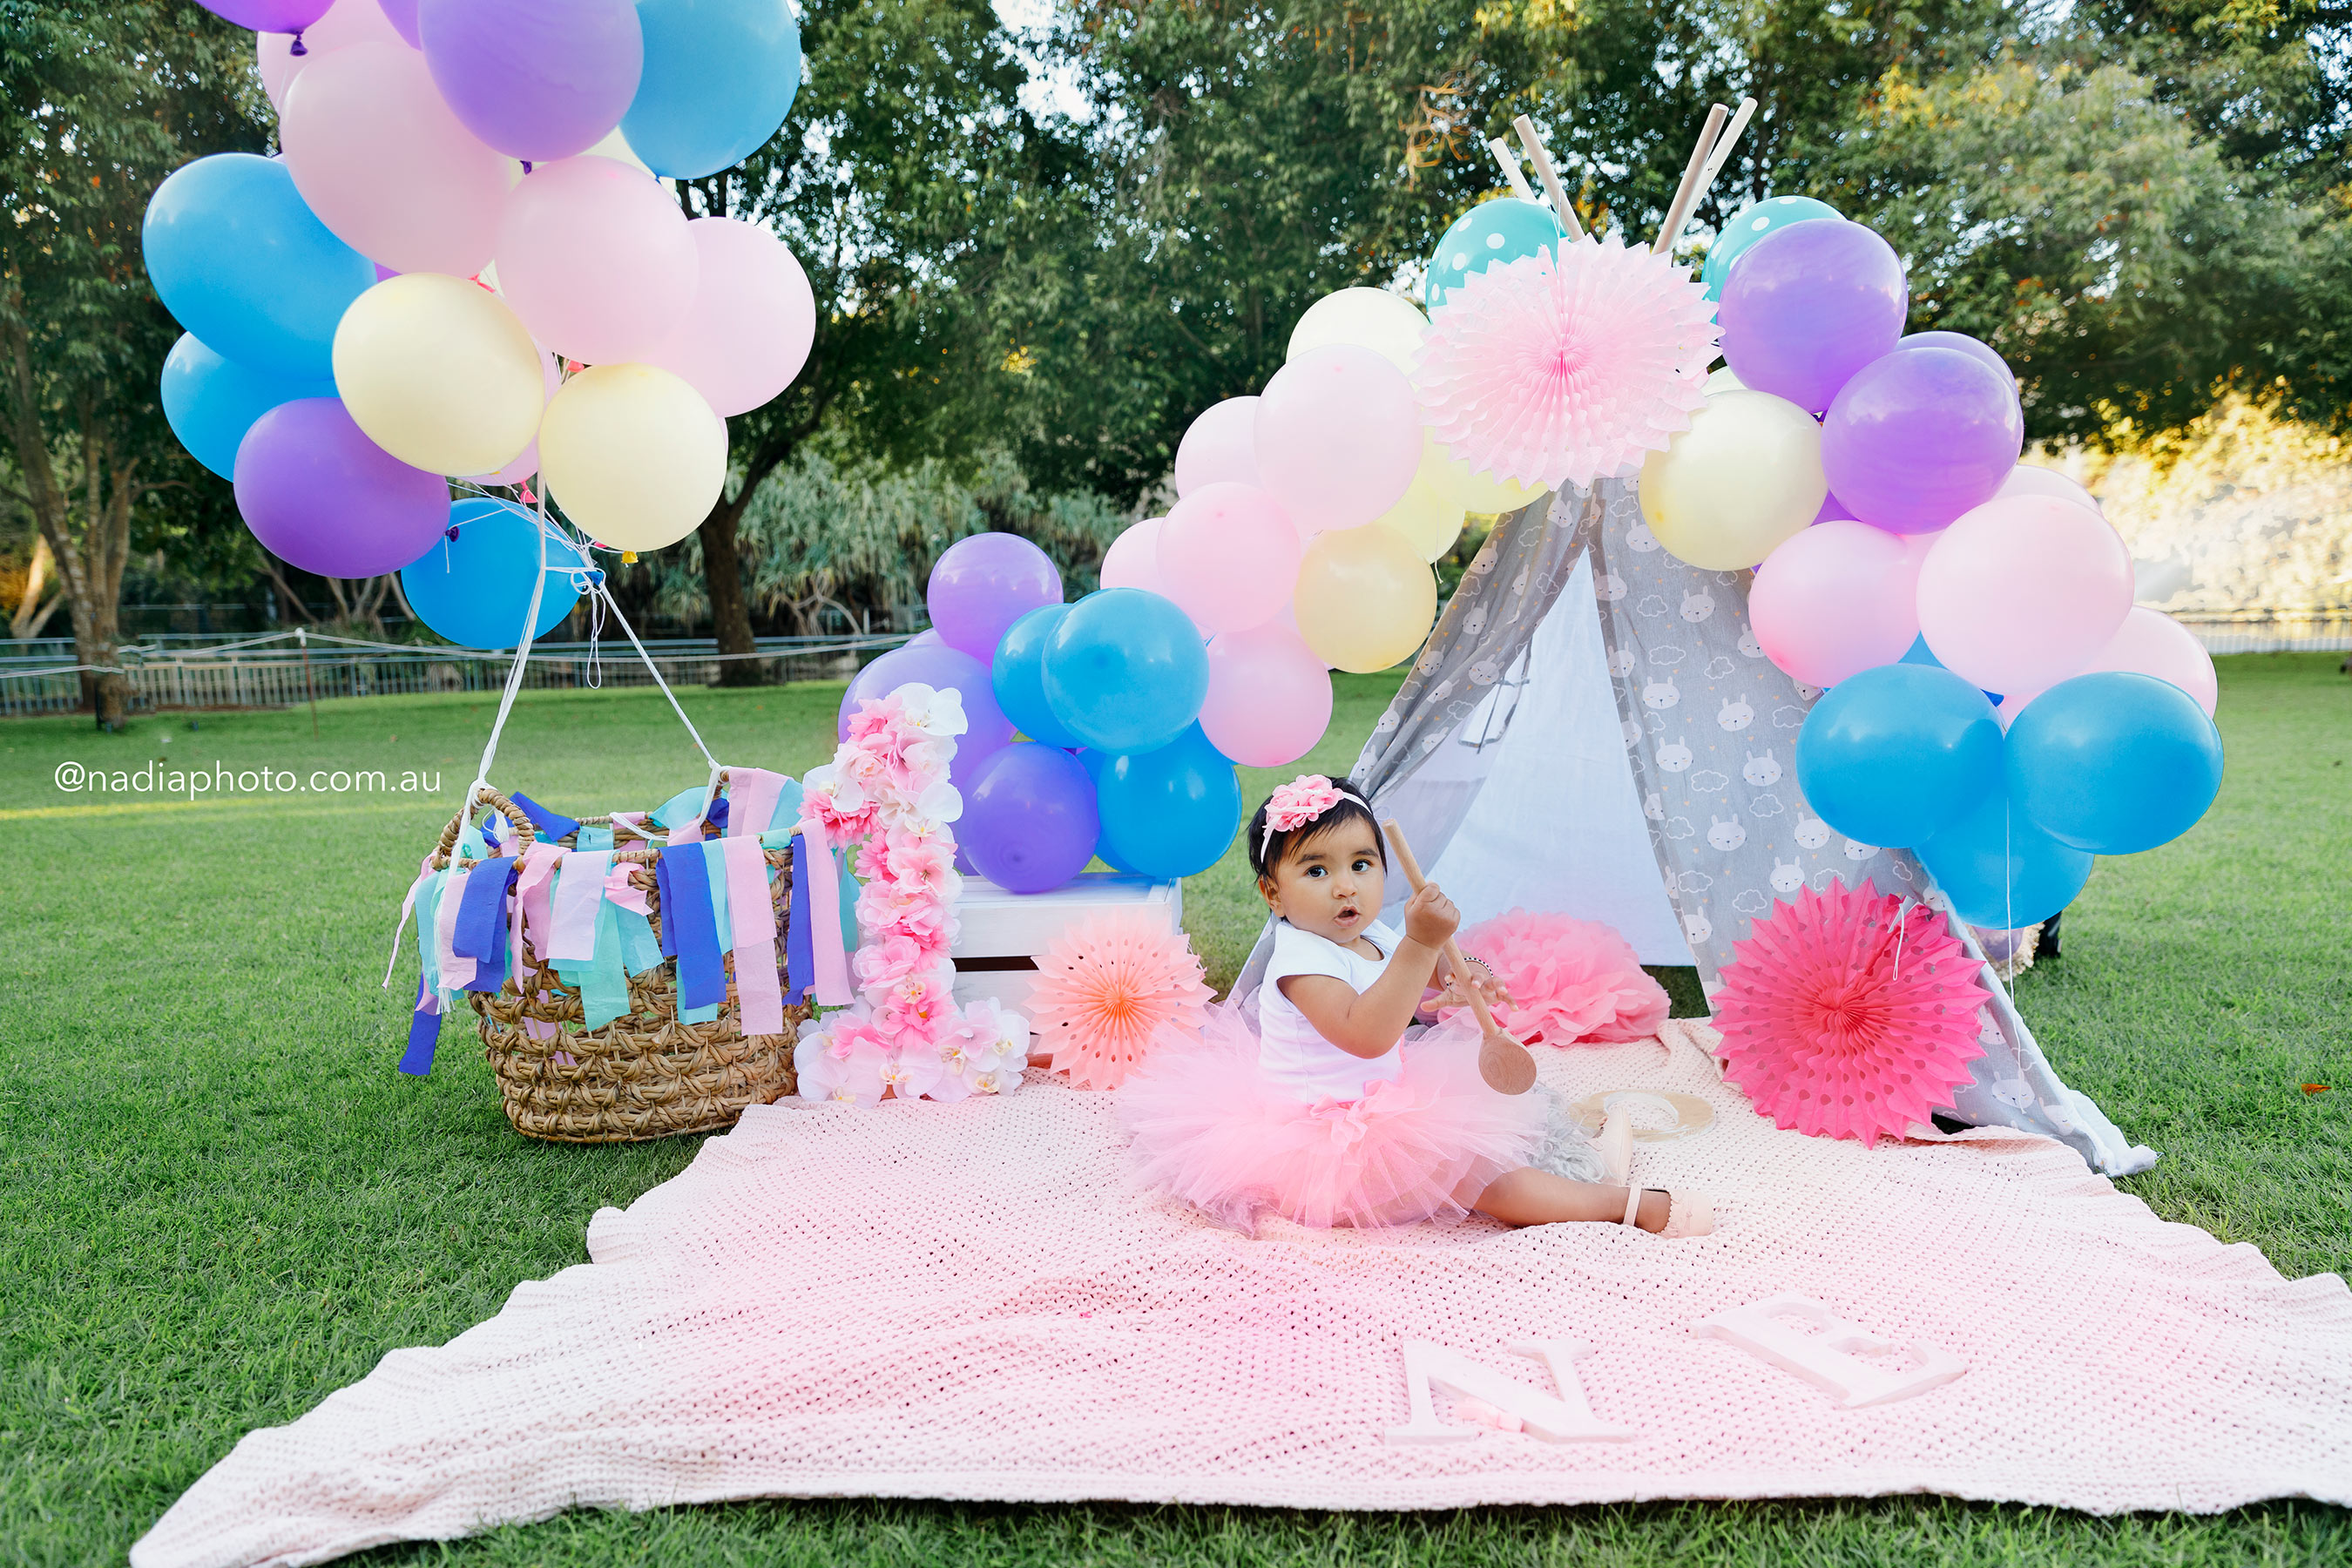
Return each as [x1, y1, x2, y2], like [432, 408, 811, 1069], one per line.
[1423, 198, 1565, 312]
[1700, 195, 1842, 301]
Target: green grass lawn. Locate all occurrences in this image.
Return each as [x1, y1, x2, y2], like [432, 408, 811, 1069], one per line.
[2, 654, 2346, 1566]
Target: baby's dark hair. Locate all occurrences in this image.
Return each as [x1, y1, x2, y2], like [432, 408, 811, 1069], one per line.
[1246, 777, 1388, 883]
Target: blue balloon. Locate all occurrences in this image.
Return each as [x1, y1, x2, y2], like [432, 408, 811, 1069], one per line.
[2006, 672, 2223, 855]
[400, 500, 589, 649]
[622, 0, 803, 179]
[993, 603, 1081, 747]
[142, 154, 375, 380]
[159, 334, 334, 481]
[1097, 725, 1243, 881]
[1424, 197, 1564, 311]
[1700, 195, 1842, 301]
[1795, 664, 2004, 848]
[1041, 588, 1208, 754]
[1898, 634, 2003, 702]
[1916, 783, 2092, 929]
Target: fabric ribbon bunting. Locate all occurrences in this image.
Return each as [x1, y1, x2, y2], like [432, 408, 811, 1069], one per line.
[718, 835, 785, 1037]
[659, 841, 728, 1012]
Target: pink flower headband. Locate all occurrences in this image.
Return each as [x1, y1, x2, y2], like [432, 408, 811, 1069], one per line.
[1262, 774, 1346, 854]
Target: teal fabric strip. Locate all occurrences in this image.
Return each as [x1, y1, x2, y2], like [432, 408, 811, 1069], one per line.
[617, 907, 663, 975]
[679, 999, 720, 1024]
[837, 848, 860, 953]
[576, 824, 613, 851]
[580, 896, 630, 1031]
[700, 839, 733, 956]
[414, 868, 449, 1008]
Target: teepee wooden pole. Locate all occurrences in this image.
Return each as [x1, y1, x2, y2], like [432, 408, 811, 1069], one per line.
[1511, 114, 1585, 241]
[1699, 96, 1759, 195]
[1652, 102, 1731, 255]
[1382, 818, 1538, 1096]
[1485, 136, 1537, 202]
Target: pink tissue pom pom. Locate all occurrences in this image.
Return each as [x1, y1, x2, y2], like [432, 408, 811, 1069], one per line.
[1448, 909, 1670, 1045]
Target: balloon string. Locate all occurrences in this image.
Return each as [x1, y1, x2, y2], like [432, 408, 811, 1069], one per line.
[458, 492, 555, 827]
[592, 578, 720, 774]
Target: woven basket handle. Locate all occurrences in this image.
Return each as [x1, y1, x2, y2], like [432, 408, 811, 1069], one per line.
[431, 787, 537, 870]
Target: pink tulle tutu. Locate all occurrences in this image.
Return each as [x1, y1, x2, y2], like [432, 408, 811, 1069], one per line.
[1118, 1006, 1551, 1233]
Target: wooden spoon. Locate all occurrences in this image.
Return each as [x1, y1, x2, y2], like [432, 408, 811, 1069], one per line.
[1382, 818, 1538, 1096]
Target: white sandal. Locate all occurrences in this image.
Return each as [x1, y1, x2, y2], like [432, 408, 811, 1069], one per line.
[1619, 1184, 1714, 1239]
[1597, 1106, 1634, 1186]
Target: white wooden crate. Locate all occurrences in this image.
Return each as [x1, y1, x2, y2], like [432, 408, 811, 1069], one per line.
[950, 873, 1184, 1011]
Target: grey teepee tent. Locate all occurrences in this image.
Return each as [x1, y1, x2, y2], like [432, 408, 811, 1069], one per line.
[1266, 478, 2156, 1177]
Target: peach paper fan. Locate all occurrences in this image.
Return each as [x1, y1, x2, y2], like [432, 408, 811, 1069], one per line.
[1711, 881, 1988, 1148]
[1026, 909, 1213, 1090]
[1415, 231, 1718, 491]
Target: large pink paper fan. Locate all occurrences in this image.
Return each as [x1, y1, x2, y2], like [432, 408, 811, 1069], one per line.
[1712, 882, 1988, 1148]
[1026, 909, 1213, 1090]
[1416, 231, 1718, 491]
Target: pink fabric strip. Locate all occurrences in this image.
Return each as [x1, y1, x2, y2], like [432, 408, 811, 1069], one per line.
[434, 865, 475, 991]
[804, 837, 853, 1006]
[725, 768, 787, 838]
[602, 861, 652, 917]
[547, 849, 612, 964]
[719, 836, 784, 1036]
[382, 856, 436, 987]
[513, 843, 564, 969]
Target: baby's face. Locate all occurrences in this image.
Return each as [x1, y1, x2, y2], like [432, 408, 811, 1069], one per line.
[1262, 817, 1387, 945]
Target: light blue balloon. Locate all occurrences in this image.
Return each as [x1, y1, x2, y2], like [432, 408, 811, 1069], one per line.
[143, 154, 375, 380]
[622, 0, 803, 179]
[1041, 587, 1208, 754]
[1701, 195, 1841, 302]
[1097, 725, 1243, 881]
[400, 499, 590, 649]
[1423, 198, 1564, 311]
[992, 603, 1081, 748]
[1916, 782, 2092, 928]
[1794, 663, 2003, 848]
[159, 334, 334, 481]
[2005, 672, 2223, 855]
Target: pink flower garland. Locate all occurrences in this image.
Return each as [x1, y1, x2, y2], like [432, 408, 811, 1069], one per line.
[792, 683, 1031, 1106]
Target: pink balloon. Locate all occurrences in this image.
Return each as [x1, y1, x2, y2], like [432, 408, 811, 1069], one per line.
[1098, 517, 1166, 593]
[463, 341, 558, 486]
[1916, 496, 2133, 696]
[1200, 621, 1334, 767]
[280, 44, 510, 276]
[493, 156, 696, 365]
[2080, 605, 2219, 716]
[639, 219, 815, 416]
[1750, 520, 1922, 686]
[1174, 396, 1261, 497]
[258, 0, 408, 110]
[1253, 345, 1420, 531]
[1158, 483, 1302, 635]
[1997, 463, 2101, 514]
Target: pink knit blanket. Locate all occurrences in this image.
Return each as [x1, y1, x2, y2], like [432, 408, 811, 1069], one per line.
[135, 1025, 2352, 1568]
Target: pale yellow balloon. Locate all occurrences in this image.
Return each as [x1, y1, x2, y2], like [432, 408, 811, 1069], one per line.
[538, 364, 727, 552]
[1287, 287, 1429, 374]
[1639, 389, 1826, 570]
[332, 273, 543, 476]
[1375, 476, 1466, 563]
[1294, 524, 1439, 672]
[1418, 429, 1548, 517]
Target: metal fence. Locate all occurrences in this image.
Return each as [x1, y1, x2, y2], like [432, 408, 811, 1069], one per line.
[2168, 612, 2352, 655]
[0, 629, 909, 719]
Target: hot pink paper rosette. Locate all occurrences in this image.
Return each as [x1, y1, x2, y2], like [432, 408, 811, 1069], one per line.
[1415, 231, 1718, 491]
[1712, 881, 1988, 1148]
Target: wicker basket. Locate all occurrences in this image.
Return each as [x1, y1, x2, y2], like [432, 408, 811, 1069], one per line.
[430, 783, 810, 1144]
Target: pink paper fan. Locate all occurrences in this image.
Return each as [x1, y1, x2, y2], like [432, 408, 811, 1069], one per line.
[1026, 910, 1213, 1090]
[1712, 882, 1989, 1148]
[1450, 909, 1669, 1045]
[1415, 232, 1719, 491]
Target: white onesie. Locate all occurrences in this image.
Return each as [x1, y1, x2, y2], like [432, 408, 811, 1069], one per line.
[1256, 917, 1406, 1102]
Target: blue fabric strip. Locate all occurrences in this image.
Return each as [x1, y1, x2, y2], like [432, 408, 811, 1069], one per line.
[660, 841, 727, 1011]
[655, 851, 679, 958]
[453, 860, 513, 993]
[397, 974, 440, 1076]
[509, 791, 582, 842]
[785, 833, 814, 1002]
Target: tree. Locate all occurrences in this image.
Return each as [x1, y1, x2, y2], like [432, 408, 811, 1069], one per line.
[673, 0, 1074, 683]
[0, 3, 263, 725]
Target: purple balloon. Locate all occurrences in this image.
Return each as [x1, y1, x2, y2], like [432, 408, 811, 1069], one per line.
[1821, 348, 2024, 535]
[199, 0, 332, 30]
[375, 0, 421, 46]
[926, 532, 1064, 661]
[233, 398, 448, 578]
[837, 641, 1017, 795]
[1719, 220, 1909, 416]
[1894, 329, 2014, 390]
[959, 743, 1101, 894]
[416, 0, 644, 163]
